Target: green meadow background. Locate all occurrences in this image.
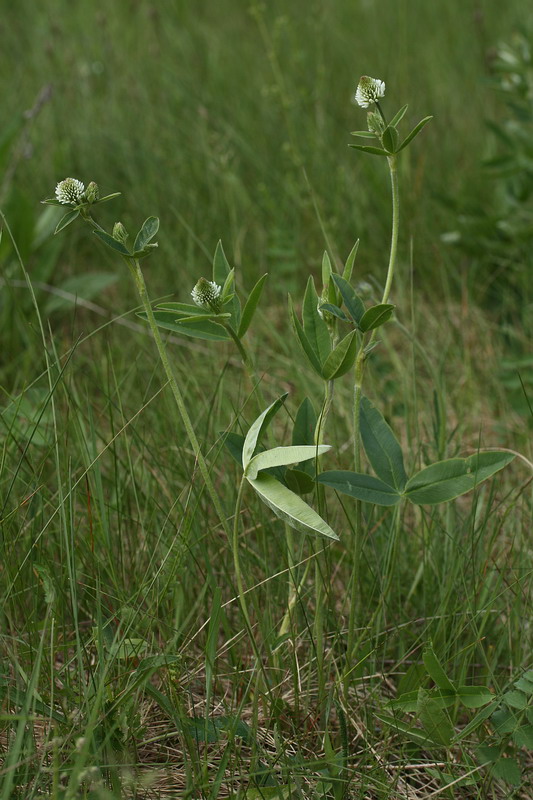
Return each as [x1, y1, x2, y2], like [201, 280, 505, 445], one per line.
[1, 1, 532, 797]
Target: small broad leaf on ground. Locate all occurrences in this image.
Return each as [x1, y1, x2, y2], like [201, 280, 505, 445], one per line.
[248, 473, 339, 540]
[417, 687, 454, 746]
[404, 451, 515, 505]
[241, 395, 288, 470]
[422, 644, 456, 695]
[457, 686, 493, 708]
[317, 470, 401, 506]
[245, 445, 330, 481]
[491, 756, 521, 786]
[360, 396, 408, 491]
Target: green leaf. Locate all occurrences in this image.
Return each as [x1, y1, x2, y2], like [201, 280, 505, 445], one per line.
[140, 311, 230, 341]
[133, 216, 159, 253]
[54, 208, 80, 234]
[321, 251, 332, 287]
[389, 104, 408, 127]
[242, 395, 288, 470]
[302, 276, 331, 365]
[331, 274, 365, 323]
[284, 468, 315, 495]
[237, 273, 268, 338]
[375, 713, 437, 747]
[503, 690, 527, 710]
[349, 130, 376, 138]
[177, 715, 253, 744]
[491, 757, 521, 786]
[382, 125, 399, 154]
[491, 708, 519, 735]
[515, 676, 533, 695]
[452, 702, 499, 743]
[397, 116, 433, 152]
[342, 240, 359, 282]
[97, 192, 121, 204]
[319, 303, 348, 321]
[388, 689, 455, 713]
[248, 473, 339, 540]
[512, 724, 533, 748]
[292, 397, 317, 447]
[457, 686, 493, 708]
[317, 470, 401, 506]
[157, 302, 212, 315]
[360, 396, 408, 491]
[348, 144, 390, 156]
[359, 303, 395, 332]
[422, 644, 456, 695]
[405, 451, 515, 505]
[220, 268, 235, 301]
[288, 296, 323, 376]
[93, 229, 131, 256]
[213, 239, 232, 284]
[246, 445, 331, 481]
[173, 313, 231, 323]
[417, 687, 454, 746]
[45, 271, 118, 314]
[322, 330, 358, 380]
[221, 431, 246, 466]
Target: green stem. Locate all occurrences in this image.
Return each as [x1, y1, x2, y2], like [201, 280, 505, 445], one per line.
[233, 476, 253, 633]
[346, 153, 400, 676]
[128, 256, 233, 540]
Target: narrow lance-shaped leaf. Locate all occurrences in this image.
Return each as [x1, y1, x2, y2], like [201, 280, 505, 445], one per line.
[321, 251, 332, 288]
[321, 330, 358, 380]
[212, 239, 232, 284]
[139, 311, 231, 341]
[422, 644, 456, 695]
[404, 451, 515, 505]
[292, 397, 317, 447]
[302, 276, 331, 365]
[360, 396, 408, 491]
[54, 209, 80, 234]
[242, 395, 288, 471]
[93, 229, 131, 255]
[318, 303, 348, 322]
[359, 303, 395, 332]
[342, 240, 360, 283]
[350, 130, 376, 138]
[237, 273, 268, 338]
[133, 216, 159, 253]
[248, 473, 339, 540]
[246, 445, 331, 481]
[348, 144, 390, 156]
[288, 296, 323, 376]
[389, 104, 408, 127]
[397, 116, 433, 152]
[382, 126, 399, 154]
[317, 470, 401, 506]
[331, 273, 365, 324]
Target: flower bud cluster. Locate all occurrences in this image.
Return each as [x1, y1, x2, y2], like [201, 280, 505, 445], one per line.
[191, 278, 222, 311]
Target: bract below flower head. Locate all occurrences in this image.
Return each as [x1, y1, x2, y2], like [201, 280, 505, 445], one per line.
[55, 177, 85, 205]
[355, 76, 385, 108]
[191, 278, 222, 310]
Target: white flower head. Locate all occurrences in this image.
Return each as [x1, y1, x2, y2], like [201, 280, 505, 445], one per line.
[355, 76, 385, 108]
[55, 177, 85, 205]
[191, 278, 222, 310]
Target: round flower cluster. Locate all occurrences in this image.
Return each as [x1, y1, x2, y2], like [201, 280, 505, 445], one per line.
[55, 177, 85, 205]
[355, 76, 386, 108]
[191, 278, 222, 310]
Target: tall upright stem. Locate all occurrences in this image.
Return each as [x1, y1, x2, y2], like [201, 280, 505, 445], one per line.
[346, 153, 400, 673]
[127, 257, 233, 540]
